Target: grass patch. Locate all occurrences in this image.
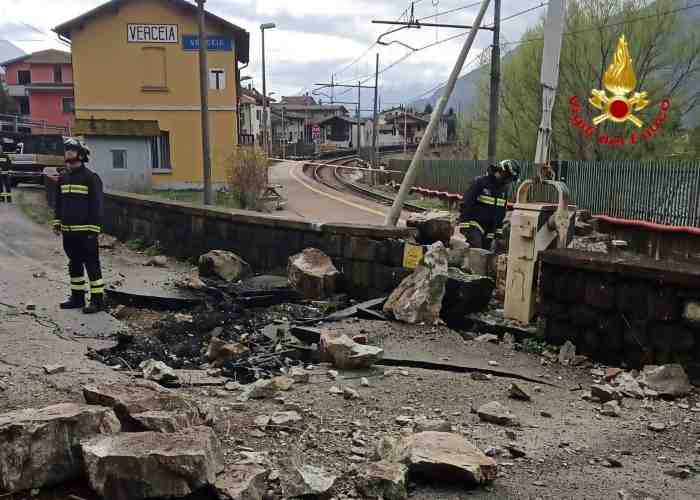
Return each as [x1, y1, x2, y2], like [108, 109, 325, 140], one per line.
[152, 189, 241, 209]
[15, 189, 54, 226]
[125, 238, 148, 252]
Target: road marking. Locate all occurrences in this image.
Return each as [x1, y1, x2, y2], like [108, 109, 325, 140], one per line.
[288, 164, 388, 218]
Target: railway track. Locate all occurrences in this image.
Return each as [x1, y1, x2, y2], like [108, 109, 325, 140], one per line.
[304, 155, 427, 213]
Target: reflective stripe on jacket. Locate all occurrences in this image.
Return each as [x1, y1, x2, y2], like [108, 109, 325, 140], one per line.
[459, 174, 508, 239]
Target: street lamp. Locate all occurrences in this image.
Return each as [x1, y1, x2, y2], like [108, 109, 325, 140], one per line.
[261, 22, 276, 156]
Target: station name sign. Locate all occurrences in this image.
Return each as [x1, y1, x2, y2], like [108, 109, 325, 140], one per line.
[182, 35, 233, 51]
[127, 24, 178, 43]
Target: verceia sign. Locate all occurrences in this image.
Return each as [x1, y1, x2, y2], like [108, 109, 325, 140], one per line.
[568, 35, 670, 147]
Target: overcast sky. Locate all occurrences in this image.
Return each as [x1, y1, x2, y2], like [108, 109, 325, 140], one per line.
[0, 0, 546, 111]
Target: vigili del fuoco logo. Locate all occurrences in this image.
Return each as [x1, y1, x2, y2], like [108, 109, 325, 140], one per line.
[568, 35, 671, 147]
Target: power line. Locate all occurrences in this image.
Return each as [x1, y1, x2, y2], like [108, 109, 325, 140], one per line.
[502, 2, 700, 46]
[416, 1, 483, 22]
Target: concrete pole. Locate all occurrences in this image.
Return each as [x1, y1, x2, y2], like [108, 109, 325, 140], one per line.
[487, 0, 501, 165]
[371, 53, 380, 169]
[261, 28, 269, 156]
[385, 0, 492, 226]
[357, 81, 361, 154]
[197, 0, 213, 205]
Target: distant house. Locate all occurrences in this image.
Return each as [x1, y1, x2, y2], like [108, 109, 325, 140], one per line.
[239, 86, 274, 145]
[365, 108, 449, 148]
[0, 41, 24, 86]
[270, 100, 349, 146]
[1, 49, 74, 134]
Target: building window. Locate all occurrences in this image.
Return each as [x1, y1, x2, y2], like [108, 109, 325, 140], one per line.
[54, 65, 63, 83]
[17, 70, 31, 85]
[62, 97, 74, 113]
[150, 132, 171, 170]
[18, 96, 30, 115]
[256, 110, 262, 122]
[111, 150, 127, 169]
[209, 68, 225, 90]
[142, 47, 167, 90]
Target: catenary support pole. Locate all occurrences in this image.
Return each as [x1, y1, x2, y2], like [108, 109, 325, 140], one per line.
[385, 0, 492, 226]
[197, 0, 213, 205]
[487, 0, 501, 165]
[371, 53, 380, 169]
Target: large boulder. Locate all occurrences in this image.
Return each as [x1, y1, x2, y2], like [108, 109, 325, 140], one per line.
[81, 426, 223, 500]
[384, 242, 449, 325]
[477, 402, 520, 427]
[639, 364, 692, 398]
[288, 248, 340, 300]
[215, 465, 268, 500]
[199, 250, 253, 282]
[0, 403, 120, 492]
[282, 464, 337, 499]
[447, 238, 470, 270]
[356, 461, 408, 500]
[440, 269, 494, 328]
[206, 338, 250, 368]
[378, 432, 497, 485]
[407, 211, 455, 246]
[83, 382, 204, 432]
[320, 331, 383, 369]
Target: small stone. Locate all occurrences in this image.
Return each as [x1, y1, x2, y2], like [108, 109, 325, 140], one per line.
[605, 368, 623, 381]
[254, 415, 271, 429]
[533, 481, 546, 487]
[268, 470, 280, 481]
[540, 411, 552, 418]
[470, 372, 492, 381]
[356, 461, 408, 500]
[270, 411, 303, 430]
[506, 444, 526, 458]
[43, 364, 66, 375]
[474, 334, 499, 344]
[413, 417, 451, 433]
[239, 379, 277, 401]
[395, 416, 413, 426]
[146, 255, 168, 267]
[328, 370, 339, 379]
[225, 381, 244, 392]
[590, 384, 622, 403]
[344, 388, 361, 400]
[26, 303, 36, 311]
[477, 401, 520, 427]
[289, 367, 310, 384]
[648, 422, 666, 433]
[602, 457, 623, 468]
[271, 376, 295, 392]
[601, 400, 621, 417]
[399, 370, 409, 377]
[508, 383, 531, 401]
[329, 386, 343, 395]
[360, 377, 370, 387]
[140, 359, 179, 386]
[558, 341, 576, 366]
[484, 447, 503, 457]
[665, 468, 691, 480]
[488, 361, 499, 367]
[282, 464, 338, 499]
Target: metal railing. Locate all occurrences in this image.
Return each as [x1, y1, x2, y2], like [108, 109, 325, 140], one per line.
[387, 159, 700, 227]
[0, 113, 71, 134]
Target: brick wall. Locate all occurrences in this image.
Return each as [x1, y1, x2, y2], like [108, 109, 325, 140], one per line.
[100, 190, 414, 299]
[538, 249, 700, 380]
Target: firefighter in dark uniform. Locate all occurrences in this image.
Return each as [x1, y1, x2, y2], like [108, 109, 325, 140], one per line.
[458, 160, 520, 250]
[0, 153, 11, 203]
[53, 138, 105, 314]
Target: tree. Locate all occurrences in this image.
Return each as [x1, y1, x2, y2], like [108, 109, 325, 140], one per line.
[0, 84, 17, 115]
[424, 103, 434, 115]
[465, 0, 700, 160]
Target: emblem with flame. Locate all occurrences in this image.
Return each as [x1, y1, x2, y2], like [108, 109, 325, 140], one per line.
[589, 35, 649, 128]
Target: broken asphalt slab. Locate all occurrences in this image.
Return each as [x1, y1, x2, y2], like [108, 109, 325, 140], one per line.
[106, 285, 204, 310]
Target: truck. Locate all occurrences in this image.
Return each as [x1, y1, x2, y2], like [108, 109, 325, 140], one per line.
[0, 135, 64, 186]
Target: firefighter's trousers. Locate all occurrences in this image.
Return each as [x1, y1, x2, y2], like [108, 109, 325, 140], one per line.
[62, 232, 104, 298]
[0, 174, 11, 201]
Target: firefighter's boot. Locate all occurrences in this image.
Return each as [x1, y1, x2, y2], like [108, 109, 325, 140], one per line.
[60, 291, 86, 309]
[5, 195, 11, 203]
[83, 294, 104, 314]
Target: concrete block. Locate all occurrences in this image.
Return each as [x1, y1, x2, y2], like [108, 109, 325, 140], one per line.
[468, 248, 494, 277]
[683, 301, 700, 326]
[648, 287, 681, 321]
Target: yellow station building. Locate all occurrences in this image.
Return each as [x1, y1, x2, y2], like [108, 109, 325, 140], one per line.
[55, 0, 250, 190]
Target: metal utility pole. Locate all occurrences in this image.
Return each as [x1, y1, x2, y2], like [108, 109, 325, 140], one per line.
[261, 23, 276, 156]
[196, 0, 213, 205]
[535, 0, 566, 167]
[385, 0, 492, 226]
[357, 81, 361, 153]
[404, 105, 407, 154]
[487, 0, 501, 165]
[282, 106, 287, 159]
[331, 74, 334, 104]
[371, 53, 380, 169]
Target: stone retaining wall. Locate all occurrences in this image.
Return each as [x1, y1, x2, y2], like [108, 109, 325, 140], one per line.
[538, 249, 700, 380]
[100, 191, 414, 299]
